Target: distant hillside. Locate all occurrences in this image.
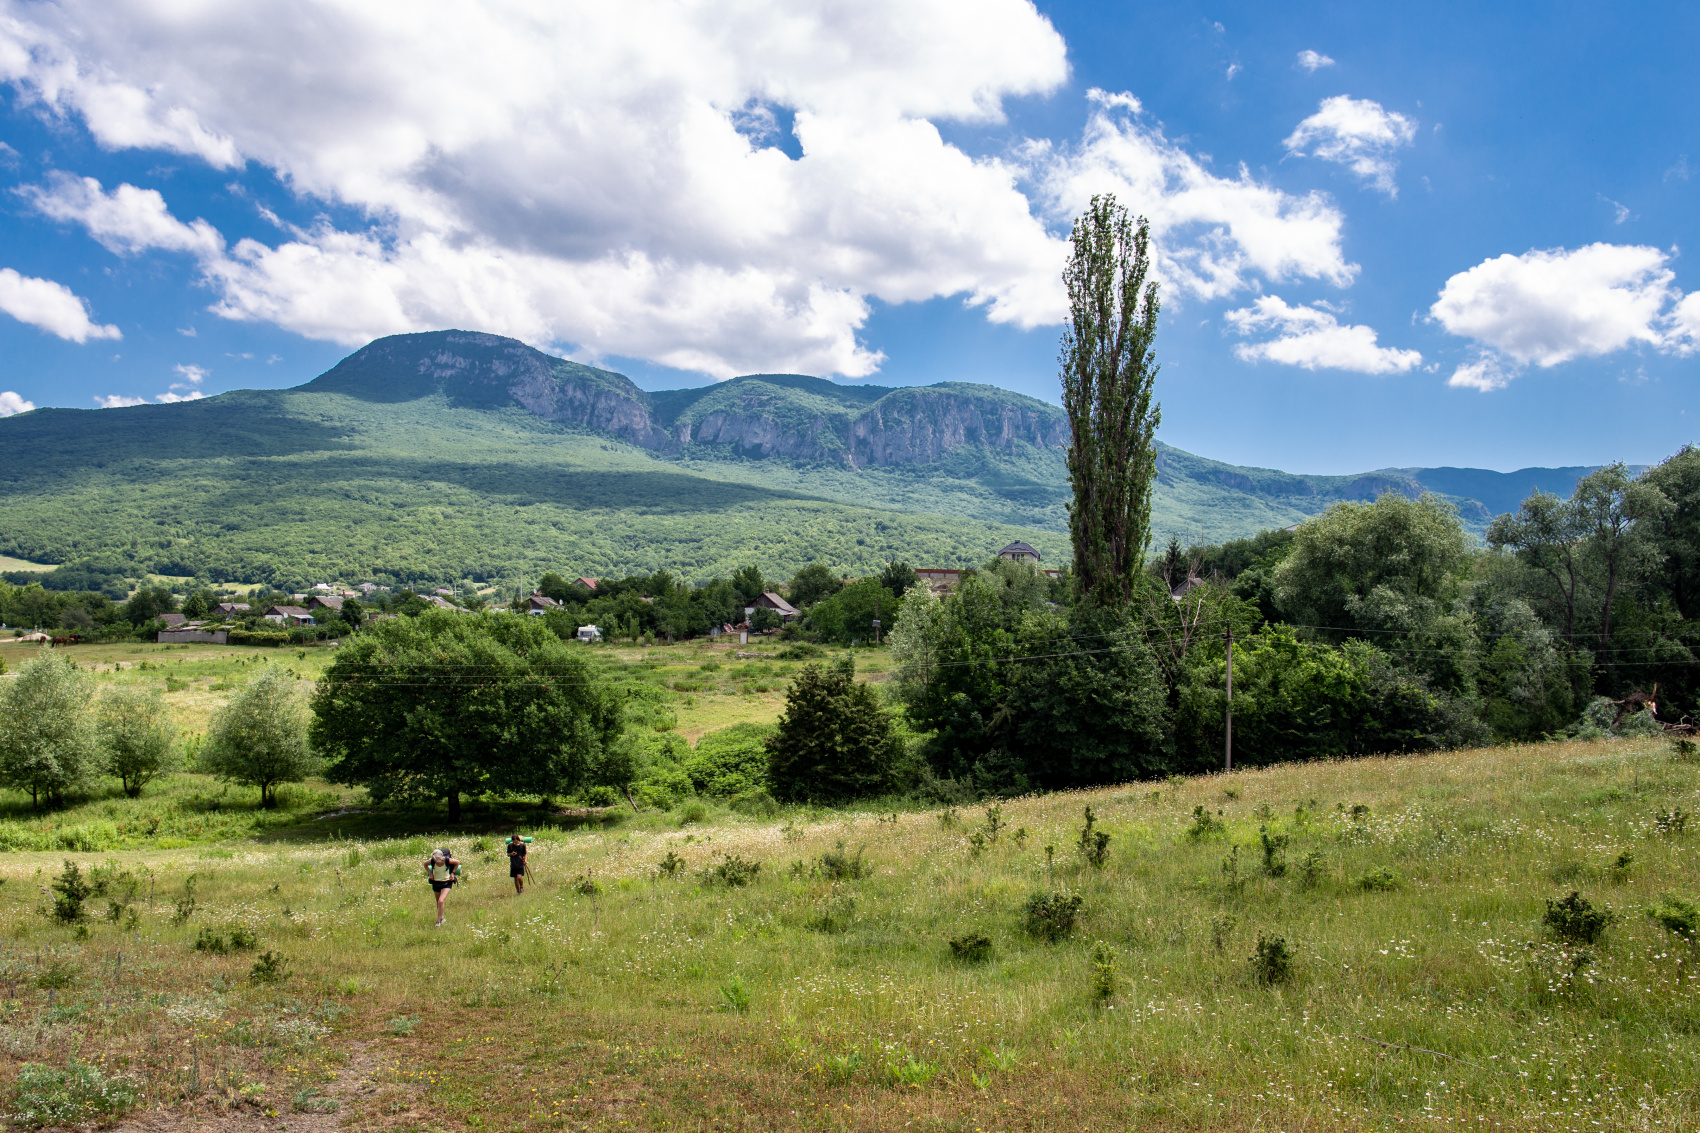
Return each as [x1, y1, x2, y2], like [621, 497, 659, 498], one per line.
[0, 330, 1609, 585]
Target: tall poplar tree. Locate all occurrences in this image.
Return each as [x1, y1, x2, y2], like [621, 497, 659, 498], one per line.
[1059, 194, 1161, 607]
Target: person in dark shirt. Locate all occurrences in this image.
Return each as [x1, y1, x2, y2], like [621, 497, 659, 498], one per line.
[507, 833, 528, 895]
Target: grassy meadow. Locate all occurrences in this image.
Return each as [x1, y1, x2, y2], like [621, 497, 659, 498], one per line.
[0, 641, 1698, 1130]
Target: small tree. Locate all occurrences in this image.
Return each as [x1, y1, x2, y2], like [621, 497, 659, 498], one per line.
[0, 651, 96, 808]
[199, 666, 316, 807]
[766, 656, 905, 803]
[94, 684, 179, 797]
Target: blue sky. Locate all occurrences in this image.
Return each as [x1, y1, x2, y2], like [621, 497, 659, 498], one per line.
[1, 0, 1696, 474]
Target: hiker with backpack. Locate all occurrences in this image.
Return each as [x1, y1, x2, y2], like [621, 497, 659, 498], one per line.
[507, 833, 529, 895]
[424, 848, 461, 926]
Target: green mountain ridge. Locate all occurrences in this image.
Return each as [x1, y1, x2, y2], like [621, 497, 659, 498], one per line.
[0, 330, 1606, 585]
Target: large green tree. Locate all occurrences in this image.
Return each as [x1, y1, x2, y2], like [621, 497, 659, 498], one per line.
[1274, 492, 1477, 694]
[310, 610, 623, 820]
[0, 651, 96, 808]
[1060, 194, 1161, 607]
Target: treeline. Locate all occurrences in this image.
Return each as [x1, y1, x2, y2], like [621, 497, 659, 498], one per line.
[884, 449, 1700, 796]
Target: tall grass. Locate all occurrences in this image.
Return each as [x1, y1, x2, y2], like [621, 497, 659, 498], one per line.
[0, 736, 1696, 1130]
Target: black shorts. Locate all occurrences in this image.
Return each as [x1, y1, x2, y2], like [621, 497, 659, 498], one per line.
[509, 860, 526, 877]
[430, 879, 454, 892]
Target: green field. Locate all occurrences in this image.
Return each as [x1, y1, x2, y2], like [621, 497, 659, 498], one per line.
[0, 640, 1697, 1131]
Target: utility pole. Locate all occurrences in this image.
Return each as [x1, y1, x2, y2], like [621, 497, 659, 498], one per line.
[1224, 626, 1233, 772]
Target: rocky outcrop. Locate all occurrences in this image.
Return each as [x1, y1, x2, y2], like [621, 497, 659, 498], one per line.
[845, 388, 1068, 468]
[304, 331, 1072, 469]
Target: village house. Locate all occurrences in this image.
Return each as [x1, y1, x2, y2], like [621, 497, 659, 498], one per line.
[307, 595, 344, 613]
[998, 541, 1041, 563]
[159, 613, 187, 628]
[526, 592, 560, 616]
[574, 577, 600, 590]
[746, 591, 799, 621]
[213, 602, 250, 617]
[264, 605, 315, 626]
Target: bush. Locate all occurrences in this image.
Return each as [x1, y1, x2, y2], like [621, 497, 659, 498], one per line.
[817, 841, 872, 881]
[1078, 806, 1111, 868]
[1090, 940, 1119, 1003]
[1648, 894, 1699, 940]
[1543, 891, 1613, 945]
[49, 860, 91, 923]
[685, 724, 774, 797]
[1187, 805, 1224, 839]
[701, 854, 761, 888]
[9, 1061, 136, 1127]
[1021, 891, 1082, 942]
[948, 932, 993, 964]
[249, 951, 291, 984]
[1250, 935, 1294, 985]
[1358, 869, 1400, 892]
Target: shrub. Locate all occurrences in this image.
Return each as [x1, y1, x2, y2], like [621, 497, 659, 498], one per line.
[1298, 850, 1325, 889]
[1648, 894, 1699, 940]
[582, 784, 619, 807]
[194, 926, 228, 954]
[9, 1061, 136, 1127]
[1250, 935, 1294, 985]
[1090, 940, 1119, 1003]
[1609, 851, 1634, 884]
[948, 932, 993, 964]
[818, 841, 871, 881]
[49, 860, 91, 924]
[1654, 808, 1689, 836]
[249, 951, 290, 984]
[1187, 805, 1224, 839]
[656, 851, 684, 878]
[33, 960, 78, 990]
[1258, 826, 1289, 877]
[1078, 806, 1111, 868]
[676, 801, 708, 826]
[684, 724, 774, 798]
[702, 854, 761, 888]
[1543, 891, 1613, 945]
[1021, 891, 1082, 942]
[1358, 869, 1400, 892]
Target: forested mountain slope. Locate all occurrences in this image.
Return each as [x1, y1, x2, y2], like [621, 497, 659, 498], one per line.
[0, 330, 1607, 585]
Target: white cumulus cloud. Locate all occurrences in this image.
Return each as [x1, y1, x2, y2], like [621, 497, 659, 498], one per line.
[1431, 243, 1700, 389]
[93, 394, 148, 408]
[1040, 91, 1357, 301]
[0, 1, 1369, 378]
[23, 173, 223, 257]
[0, 390, 35, 416]
[1284, 96, 1417, 197]
[1225, 295, 1420, 374]
[1296, 50, 1335, 72]
[0, 0, 1074, 377]
[0, 266, 121, 341]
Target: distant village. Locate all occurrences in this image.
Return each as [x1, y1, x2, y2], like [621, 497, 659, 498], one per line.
[139, 542, 1063, 647]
